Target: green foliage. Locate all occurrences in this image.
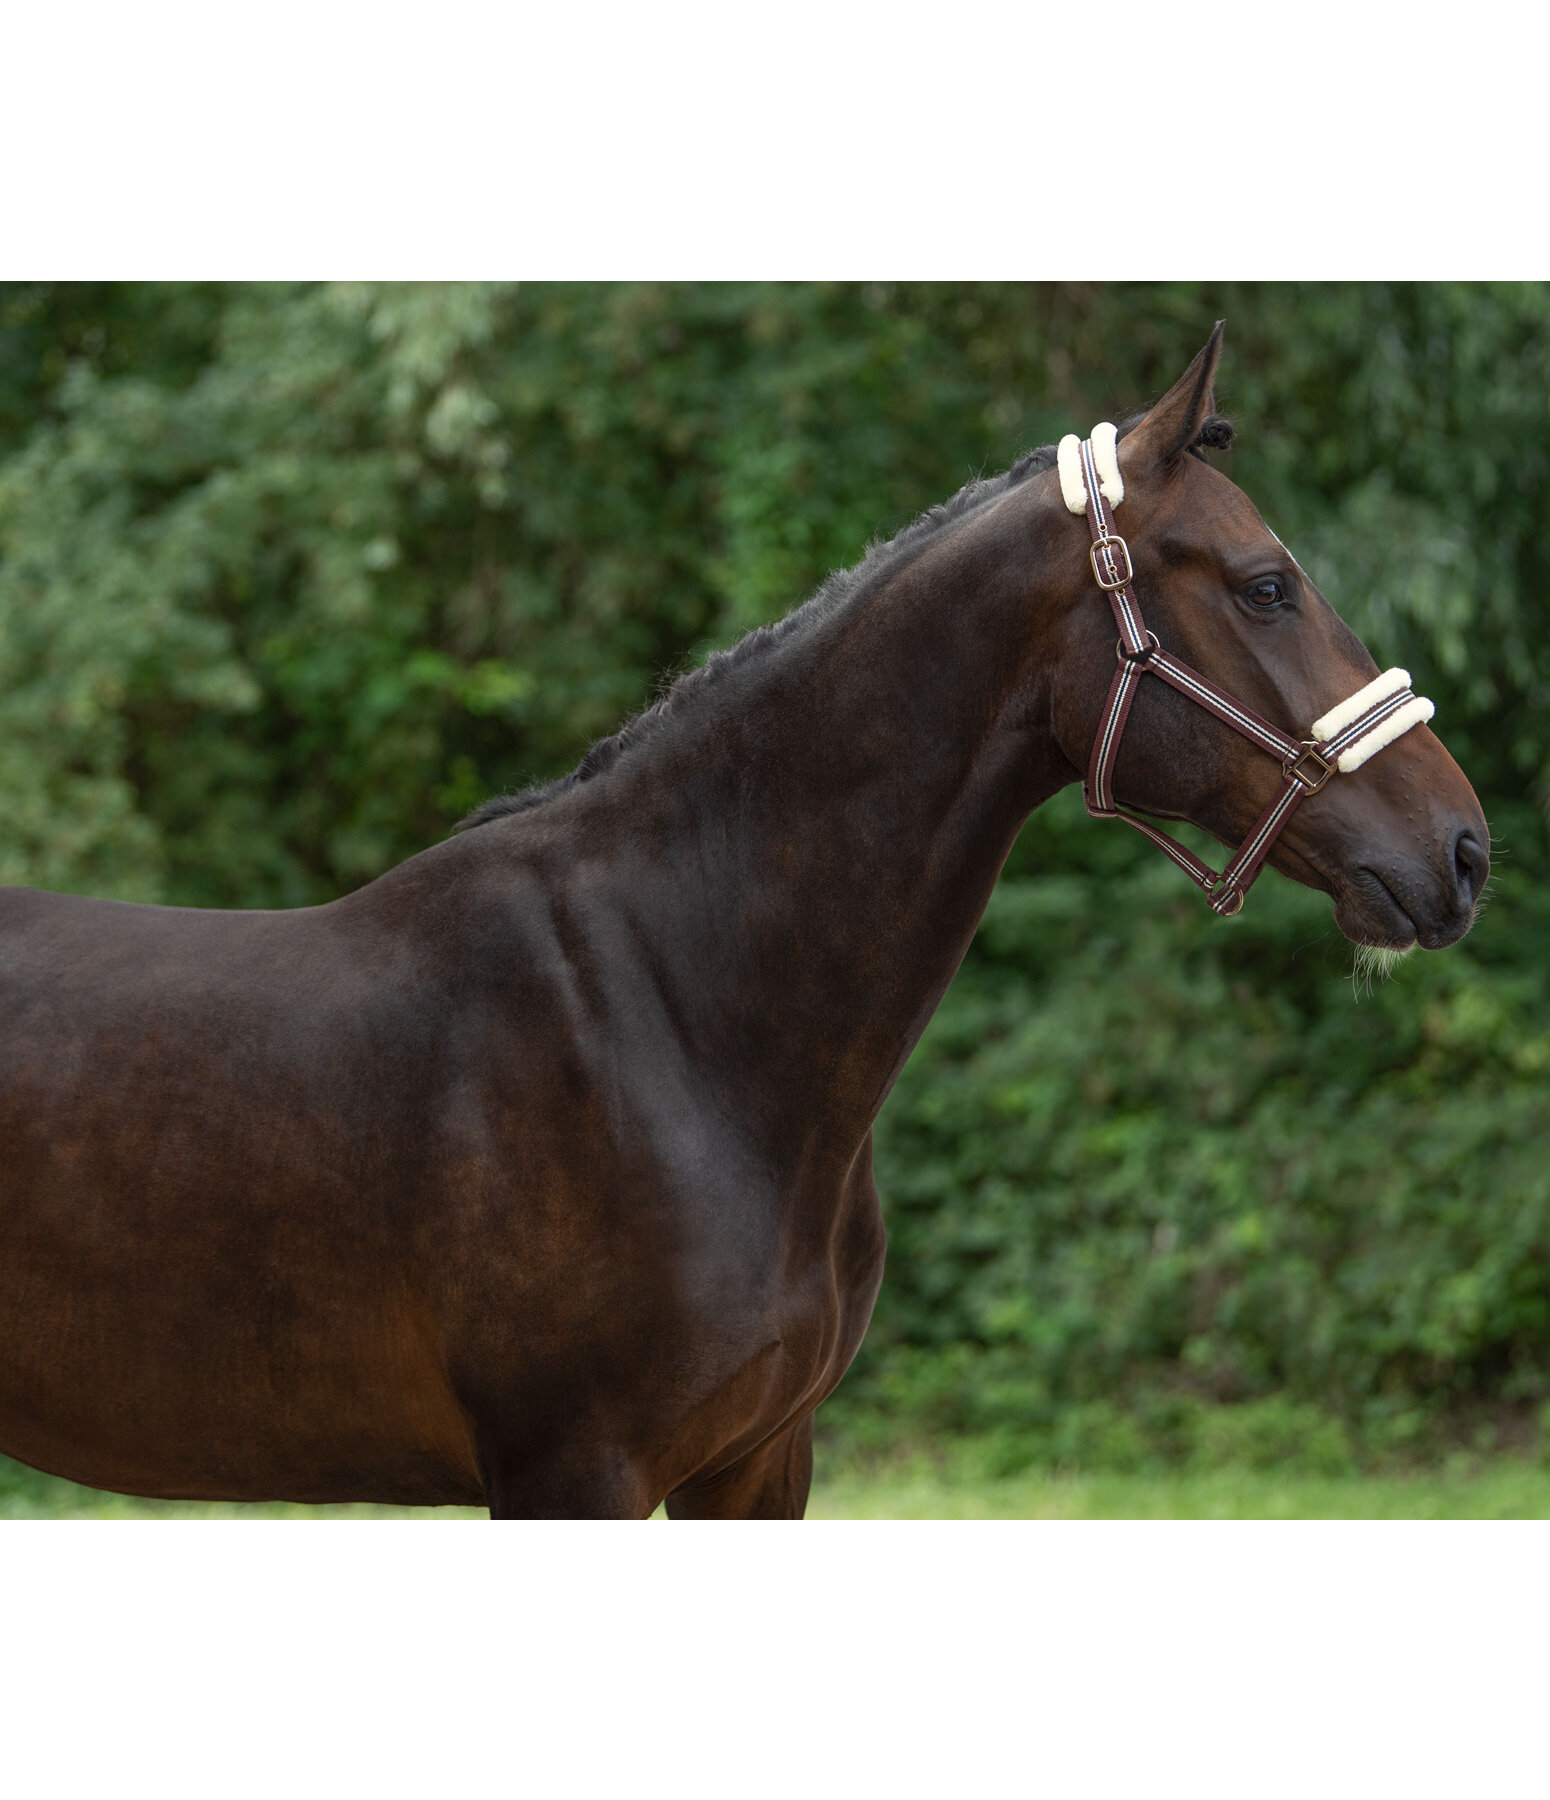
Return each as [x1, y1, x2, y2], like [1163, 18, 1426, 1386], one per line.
[2, 281, 1547, 1467]
[831, 807, 1550, 1462]
[0, 281, 1064, 905]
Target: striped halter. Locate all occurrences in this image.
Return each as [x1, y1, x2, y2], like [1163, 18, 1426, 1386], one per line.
[1059, 424, 1435, 918]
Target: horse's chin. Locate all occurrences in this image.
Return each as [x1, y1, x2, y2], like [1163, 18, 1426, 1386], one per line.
[1333, 907, 1416, 952]
[1327, 867, 1420, 951]
[1331, 866, 1476, 952]
[1262, 844, 1416, 950]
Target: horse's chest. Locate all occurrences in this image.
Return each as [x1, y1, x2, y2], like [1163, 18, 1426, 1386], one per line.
[674, 1180, 886, 1427]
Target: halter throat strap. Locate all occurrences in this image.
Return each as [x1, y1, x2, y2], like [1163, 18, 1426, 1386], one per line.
[1061, 427, 1436, 918]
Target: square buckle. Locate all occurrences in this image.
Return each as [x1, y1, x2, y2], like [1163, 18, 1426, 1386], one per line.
[1286, 742, 1336, 793]
[1089, 534, 1133, 592]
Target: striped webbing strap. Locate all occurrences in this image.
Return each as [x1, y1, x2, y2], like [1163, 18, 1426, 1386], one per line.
[1068, 430, 1434, 918]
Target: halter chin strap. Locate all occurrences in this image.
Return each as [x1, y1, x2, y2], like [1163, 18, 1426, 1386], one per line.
[1060, 426, 1436, 918]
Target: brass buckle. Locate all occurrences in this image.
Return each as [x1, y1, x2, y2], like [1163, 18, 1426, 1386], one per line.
[1286, 742, 1336, 793]
[1090, 534, 1133, 591]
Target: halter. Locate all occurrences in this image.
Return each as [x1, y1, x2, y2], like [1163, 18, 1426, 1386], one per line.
[1059, 425, 1435, 917]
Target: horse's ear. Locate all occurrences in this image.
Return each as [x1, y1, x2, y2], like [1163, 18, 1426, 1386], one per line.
[1119, 320, 1225, 474]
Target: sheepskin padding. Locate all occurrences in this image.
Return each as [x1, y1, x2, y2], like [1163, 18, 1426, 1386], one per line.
[1090, 421, 1124, 506]
[1333, 695, 1435, 772]
[1312, 667, 1414, 740]
[1057, 434, 1087, 514]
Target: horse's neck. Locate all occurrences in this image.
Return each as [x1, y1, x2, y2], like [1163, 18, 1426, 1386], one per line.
[600, 479, 1079, 1155]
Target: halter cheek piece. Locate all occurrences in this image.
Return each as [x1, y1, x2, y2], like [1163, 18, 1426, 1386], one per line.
[1059, 426, 1435, 918]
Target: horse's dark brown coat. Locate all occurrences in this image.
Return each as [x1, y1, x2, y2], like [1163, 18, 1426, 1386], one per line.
[0, 331, 1488, 1516]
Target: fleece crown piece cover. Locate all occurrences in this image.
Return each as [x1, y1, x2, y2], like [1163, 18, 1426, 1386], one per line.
[1058, 423, 1125, 515]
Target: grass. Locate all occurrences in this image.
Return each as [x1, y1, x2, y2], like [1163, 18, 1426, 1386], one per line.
[5, 1450, 1550, 1519]
[807, 1458, 1550, 1518]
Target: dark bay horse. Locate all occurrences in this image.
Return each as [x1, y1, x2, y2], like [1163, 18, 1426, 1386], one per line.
[0, 328, 1489, 1516]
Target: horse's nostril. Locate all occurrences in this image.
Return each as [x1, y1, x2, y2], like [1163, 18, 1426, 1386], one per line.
[1452, 828, 1489, 907]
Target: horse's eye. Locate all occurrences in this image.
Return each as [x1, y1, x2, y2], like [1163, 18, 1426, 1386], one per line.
[1245, 578, 1285, 608]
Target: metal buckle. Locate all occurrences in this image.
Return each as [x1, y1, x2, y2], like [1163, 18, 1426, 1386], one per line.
[1285, 742, 1336, 793]
[1089, 534, 1133, 592]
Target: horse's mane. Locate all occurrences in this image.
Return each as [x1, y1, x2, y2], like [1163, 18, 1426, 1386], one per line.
[456, 415, 1234, 830]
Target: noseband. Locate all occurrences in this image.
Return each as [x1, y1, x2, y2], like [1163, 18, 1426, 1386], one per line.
[1060, 425, 1435, 917]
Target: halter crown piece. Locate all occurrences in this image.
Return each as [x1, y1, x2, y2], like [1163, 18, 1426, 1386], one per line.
[1059, 425, 1436, 917]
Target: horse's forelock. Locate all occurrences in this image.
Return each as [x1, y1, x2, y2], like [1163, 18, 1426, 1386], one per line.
[1115, 409, 1235, 459]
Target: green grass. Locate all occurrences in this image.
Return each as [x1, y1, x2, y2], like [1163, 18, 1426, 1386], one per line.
[806, 1459, 1550, 1518]
[5, 1450, 1550, 1519]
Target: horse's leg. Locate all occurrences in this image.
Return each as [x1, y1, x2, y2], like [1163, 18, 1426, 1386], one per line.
[664, 1415, 814, 1519]
[480, 1440, 655, 1519]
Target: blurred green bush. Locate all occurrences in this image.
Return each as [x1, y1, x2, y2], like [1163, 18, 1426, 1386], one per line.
[2, 281, 1546, 1467]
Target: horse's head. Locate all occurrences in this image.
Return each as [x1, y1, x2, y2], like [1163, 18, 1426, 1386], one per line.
[1049, 323, 1488, 950]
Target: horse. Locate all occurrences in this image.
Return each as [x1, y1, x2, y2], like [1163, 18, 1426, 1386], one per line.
[0, 325, 1489, 1517]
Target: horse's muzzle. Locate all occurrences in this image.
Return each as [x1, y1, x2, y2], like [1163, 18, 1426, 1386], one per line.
[1337, 814, 1489, 951]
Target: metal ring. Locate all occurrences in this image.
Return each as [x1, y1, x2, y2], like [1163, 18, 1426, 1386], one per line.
[1116, 631, 1160, 666]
